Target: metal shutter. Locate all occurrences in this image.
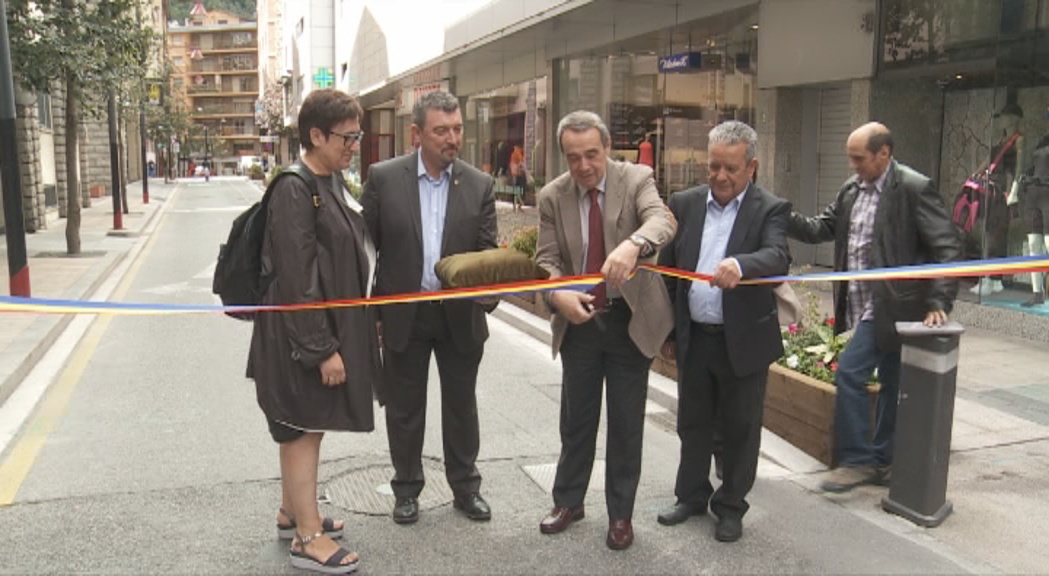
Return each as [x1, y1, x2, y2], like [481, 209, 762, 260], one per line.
[815, 86, 852, 267]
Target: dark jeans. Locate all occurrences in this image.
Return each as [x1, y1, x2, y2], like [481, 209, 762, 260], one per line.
[553, 302, 651, 520]
[835, 319, 901, 467]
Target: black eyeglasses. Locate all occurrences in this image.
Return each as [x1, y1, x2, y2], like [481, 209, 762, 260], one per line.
[328, 129, 365, 146]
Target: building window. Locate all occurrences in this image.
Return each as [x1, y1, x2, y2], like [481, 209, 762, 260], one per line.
[37, 92, 52, 130]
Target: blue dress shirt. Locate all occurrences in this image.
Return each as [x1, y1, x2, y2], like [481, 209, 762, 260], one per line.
[418, 154, 452, 292]
[688, 187, 746, 324]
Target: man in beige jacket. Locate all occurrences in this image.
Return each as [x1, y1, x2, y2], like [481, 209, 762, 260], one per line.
[535, 110, 676, 551]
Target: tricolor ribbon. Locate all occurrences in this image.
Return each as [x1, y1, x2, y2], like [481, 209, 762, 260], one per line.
[2, 255, 1048, 316]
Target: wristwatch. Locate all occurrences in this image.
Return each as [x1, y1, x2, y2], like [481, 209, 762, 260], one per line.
[629, 233, 652, 257]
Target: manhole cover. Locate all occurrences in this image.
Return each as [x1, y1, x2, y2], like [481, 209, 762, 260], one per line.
[324, 460, 453, 515]
[522, 461, 605, 494]
[32, 250, 107, 258]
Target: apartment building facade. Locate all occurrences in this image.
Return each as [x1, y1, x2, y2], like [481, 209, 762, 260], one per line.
[168, 0, 260, 174]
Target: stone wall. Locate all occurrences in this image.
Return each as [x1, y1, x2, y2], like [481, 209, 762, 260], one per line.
[81, 106, 114, 199]
[51, 81, 76, 218]
[756, 87, 803, 206]
[15, 102, 45, 232]
[870, 77, 945, 194]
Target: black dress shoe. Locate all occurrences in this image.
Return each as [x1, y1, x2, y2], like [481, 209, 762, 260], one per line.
[606, 519, 634, 550]
[393, 497, 419, 525]
[657, 501, 707, 526]
[715, 515, 743, 542]
[539, 506, 585, 534]
[453, 493, 491, 521]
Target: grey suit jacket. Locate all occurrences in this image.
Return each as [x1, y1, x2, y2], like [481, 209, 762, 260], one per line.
[536, 159, 676, 359]
[361, 152, 498, 353]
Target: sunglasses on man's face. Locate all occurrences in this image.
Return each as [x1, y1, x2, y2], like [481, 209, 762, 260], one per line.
[328, 129, 365, 147]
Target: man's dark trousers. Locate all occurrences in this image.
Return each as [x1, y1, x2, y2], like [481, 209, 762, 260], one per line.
[674, 322, 767, 520]
[553, 302, 651, 520]
[384, 302, 484, 499]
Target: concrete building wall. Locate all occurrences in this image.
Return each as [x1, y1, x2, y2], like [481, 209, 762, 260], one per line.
[757, 0, 876, 89]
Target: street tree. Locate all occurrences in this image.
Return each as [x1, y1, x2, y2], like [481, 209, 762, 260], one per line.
[6, 0, 152, 254]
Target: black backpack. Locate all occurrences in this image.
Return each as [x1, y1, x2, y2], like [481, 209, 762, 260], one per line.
[212, 163, 319, 320]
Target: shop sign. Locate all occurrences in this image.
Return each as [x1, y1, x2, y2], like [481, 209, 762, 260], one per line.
[398, 80, 450, 115]
[658, 52, 702, 73]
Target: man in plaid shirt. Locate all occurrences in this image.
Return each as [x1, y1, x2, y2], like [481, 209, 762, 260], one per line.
[788, 122, 960, 493]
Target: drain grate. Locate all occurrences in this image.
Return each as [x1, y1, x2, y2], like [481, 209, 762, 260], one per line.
[32, 250, 107, 258]
[521, 461, 605, 494]
[324, 460, 454, 515]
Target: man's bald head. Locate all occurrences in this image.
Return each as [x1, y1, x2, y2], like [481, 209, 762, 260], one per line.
[849, 122, 894, 156]
[846, 122, 893, 183]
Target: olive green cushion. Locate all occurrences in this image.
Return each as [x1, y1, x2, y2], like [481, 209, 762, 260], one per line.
[435, 248, 549, 289]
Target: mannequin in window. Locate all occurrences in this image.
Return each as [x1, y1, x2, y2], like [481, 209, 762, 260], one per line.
[972, 103, 1023, 295]
[1012, 128, 1049, 307]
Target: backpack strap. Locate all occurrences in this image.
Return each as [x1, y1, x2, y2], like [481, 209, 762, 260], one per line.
[262, 162, 322, 210]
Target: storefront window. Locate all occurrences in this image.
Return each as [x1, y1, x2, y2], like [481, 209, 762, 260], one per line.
[462, 78, 547, 199]
[551, 5, 758, 197]
[876, 0, 1049, 311]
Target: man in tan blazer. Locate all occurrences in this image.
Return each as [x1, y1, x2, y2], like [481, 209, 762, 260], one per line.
[535, 110, 676, 551]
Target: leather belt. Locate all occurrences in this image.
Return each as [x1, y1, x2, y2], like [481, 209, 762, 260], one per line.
[693, 322, 725, 335]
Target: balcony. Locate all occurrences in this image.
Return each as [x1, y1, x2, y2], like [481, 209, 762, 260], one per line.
[188, 55, 257, 74]
[187, 81, 258, 95]
[192, 103, 256, 116]
[192, 33, 256, 52]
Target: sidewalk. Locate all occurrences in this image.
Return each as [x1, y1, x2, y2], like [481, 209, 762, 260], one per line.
[492, 292, 1049, 574]
[0, 179, 176, 406]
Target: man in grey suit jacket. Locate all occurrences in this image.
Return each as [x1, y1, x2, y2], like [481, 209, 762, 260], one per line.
[657, 121, 791, 543]
[535, 110, 676, 551]
[361, 91, 498, 525]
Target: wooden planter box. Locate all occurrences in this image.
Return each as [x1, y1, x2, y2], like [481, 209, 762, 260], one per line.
[764, 363, 838, 467]
[764, 364, 878, 467]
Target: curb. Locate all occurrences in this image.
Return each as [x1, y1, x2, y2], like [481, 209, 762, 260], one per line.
[0, 183, 173, 409]
[490, 300, 827, 476]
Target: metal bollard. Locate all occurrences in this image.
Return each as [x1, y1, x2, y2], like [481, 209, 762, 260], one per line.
[881, 320, 964, 528]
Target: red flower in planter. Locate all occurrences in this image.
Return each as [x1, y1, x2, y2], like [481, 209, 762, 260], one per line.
[831, 362, 839, 372]
[788, 323, 799, 334]
[825, 317, 836, 327]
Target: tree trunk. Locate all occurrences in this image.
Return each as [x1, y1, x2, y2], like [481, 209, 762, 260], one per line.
[64, 74, 81, 255]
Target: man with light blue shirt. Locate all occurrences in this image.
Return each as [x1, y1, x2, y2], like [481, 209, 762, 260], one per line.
[657, 121, 791, 543]
[361, 91, 498, 526]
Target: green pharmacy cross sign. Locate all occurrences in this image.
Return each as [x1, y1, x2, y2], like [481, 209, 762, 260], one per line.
[314, 68, 335, 88]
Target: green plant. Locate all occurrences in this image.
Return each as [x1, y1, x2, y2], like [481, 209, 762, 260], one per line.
[510, 226, 538, 260]
[267, 165, 282, 184]
[248, 164, 265, 180]
[777, 288, 863, 386]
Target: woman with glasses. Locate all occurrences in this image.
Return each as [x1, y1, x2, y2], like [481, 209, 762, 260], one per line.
[247, 88, 379, 575]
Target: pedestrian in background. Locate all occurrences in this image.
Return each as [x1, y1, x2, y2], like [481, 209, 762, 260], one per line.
[247, 88, 379, 575]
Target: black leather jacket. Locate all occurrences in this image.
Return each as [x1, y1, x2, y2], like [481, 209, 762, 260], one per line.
[788, 160, 961, 351]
